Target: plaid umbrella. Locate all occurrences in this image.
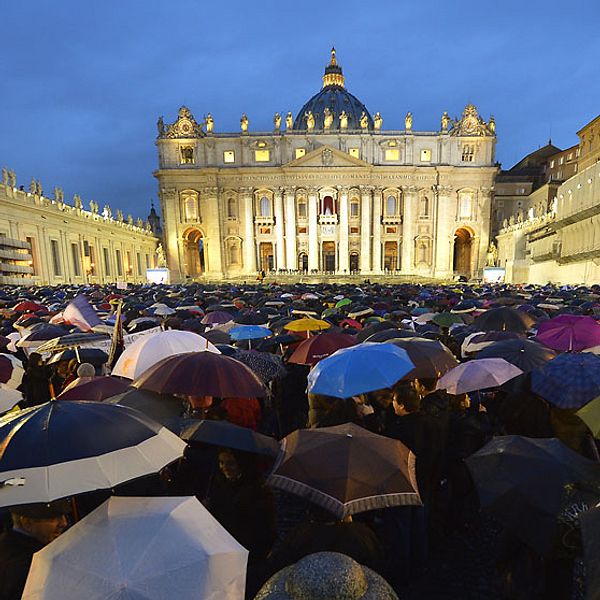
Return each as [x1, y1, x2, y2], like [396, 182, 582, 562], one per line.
[531, 352, 600, 408]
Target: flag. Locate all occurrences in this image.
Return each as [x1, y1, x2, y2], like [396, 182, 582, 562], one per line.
[107, 300, 125, 371]
[62, 295, 102, 332]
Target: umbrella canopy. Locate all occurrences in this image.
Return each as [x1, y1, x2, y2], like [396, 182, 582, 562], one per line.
[229, 325, 272, 341]
[46, 348, 108, 366]
[23, 496, 248, 600]
[0, 400, 186, 507]
[285, 318, 331, 333]
[36, 332, 111, 354]
[0, 385, 23, 414]
[579, 503, 600, 600]
[472, 307, 535, 333]
[16, 324, 68, 348]
[288, 332, 357, 367]
[268, 423, 421, 518]
[230, 350, 286, 383]
[0, 353, 24, 389]
[531, 352, 600, 409]
[307, 342, 415, 399]
[466, 436, 600, 554]
[201, 311, 234, 326]
[535, 314, 600, 352]
[385, 337, 459, 380]
[436, 358, 523, 394]
[57, 376, 131, 401]
[432, 312, 463, 328]
[180, 419, 279, 457]
[105, 389, 187, 427]
[132, 351, 267, 398]
[477, 338, 556, 372]
[13, 301, 46, 313]
[112, 330, 219, 380]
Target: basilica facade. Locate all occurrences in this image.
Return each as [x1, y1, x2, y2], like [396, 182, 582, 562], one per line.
[155, 50, 497, 282]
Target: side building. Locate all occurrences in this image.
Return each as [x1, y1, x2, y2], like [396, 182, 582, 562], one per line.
[0, 174, 159, 286]
[155, 49, 497, 282]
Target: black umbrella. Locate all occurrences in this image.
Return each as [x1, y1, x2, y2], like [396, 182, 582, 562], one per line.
[362, 329, 416, 343]
[472, 307, 535, 333]
[355, 321, 398, 343]
[234, 312, 269, 325]
[477, 339, 557, 372]
[46, 348, 109, 366]
[36, 332, 111, 354]
[104, 388, 187, 426]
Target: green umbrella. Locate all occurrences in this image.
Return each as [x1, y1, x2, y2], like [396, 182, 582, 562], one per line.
[577, 395, 600, 438]
[321, 307, 339, 319]
[432, 312, 463, 328]
[335, 298, 352, 309]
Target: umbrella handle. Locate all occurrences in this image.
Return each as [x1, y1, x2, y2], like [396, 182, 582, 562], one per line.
[70, 497, 80, 523]
[588, 435, 600, 463]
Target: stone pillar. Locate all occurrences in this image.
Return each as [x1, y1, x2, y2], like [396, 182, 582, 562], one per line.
[360, 186, 372, 273]
[338, 186, 349, 274]
[401, 185, 417, 273]
[159, 187, 183, 281]
[372, 187, 383, 274]
[203, 186, 224, 277]
[434, 185, 455, 278]
[308, 188, 319, 272]
[274, 188, 285, 270]
[476, 187, 493, 277]
[241, 187, 256, 275]
[284, 187, 297, 270]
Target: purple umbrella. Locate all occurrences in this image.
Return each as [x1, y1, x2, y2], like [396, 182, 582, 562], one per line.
[201, 311, 233, 326]
[535, 314, 600, 352]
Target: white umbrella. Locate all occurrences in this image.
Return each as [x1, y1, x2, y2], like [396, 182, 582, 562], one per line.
[23, 496, 248, 600]
[0, 353, 24, 389]
[112, 330, 220, 380]
[436, 358, 523, 395]
[152, 304, 176, 316]
[0, 384, 22, 414]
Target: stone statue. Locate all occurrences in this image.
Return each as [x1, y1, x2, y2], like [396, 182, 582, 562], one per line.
[360, 111, 369, 130]
[36, 180, 43, 196]
[486, 242, 498, 267]
[127, 214, 134, 225]
[8, 170, 16, 188]
[374, 112, 383, 130]
[29, 178, 37, 194]
[240, 113, 249, 133]
[1, 168, 7, 185]
[305, 111, 315, 131]
[441, 111, 450, 132]
[156, 243, 167, 267]
[136, 217, 144, 228]
[103, 204, 112, 219]
[339, 110, 348, 130]
[405, 112, 413, 132]
[90, 200, 99, 214]
[116, 209, 124, 222]
[323, 107, 333, 130]
[273, 112, 282, 132]
[73, 194, 83, 210]
[157, 116, 165, 137]
[205, 113, 214, 133]
[285, 111, 293, 130]
[489, 115, 496, 134]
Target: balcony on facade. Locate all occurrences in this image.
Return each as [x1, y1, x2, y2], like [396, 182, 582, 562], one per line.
[318, 214, 338, 225]
[0, 236, 35, 284]
[381, 215, 403, 225]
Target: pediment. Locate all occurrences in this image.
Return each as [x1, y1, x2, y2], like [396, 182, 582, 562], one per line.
[284, 145, 371, 168]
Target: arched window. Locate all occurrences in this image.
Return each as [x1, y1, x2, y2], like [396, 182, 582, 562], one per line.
[386, 195, 397, 216]
[419, 196, 429, 217]
[297, 199, 307, 218]
[229, 243, 239, 264]
[227, 198, 237, 219]
[260, 196, 271, 217]
[459, 194, 472, 219]
[182, 192, 199, 222]
[322, 196, 334, 215]
[350, 199, 360, 217]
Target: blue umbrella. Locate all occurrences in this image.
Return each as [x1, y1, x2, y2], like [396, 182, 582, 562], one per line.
[307, 342, 415, 399]
[229, 325, 272, 341]
[531, 352, 600, 408]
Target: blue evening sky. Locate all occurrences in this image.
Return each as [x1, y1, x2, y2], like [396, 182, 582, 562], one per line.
[1, 0, 599, 219]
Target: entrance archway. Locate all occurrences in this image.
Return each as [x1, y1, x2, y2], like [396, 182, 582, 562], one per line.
[453, 227, 473, 276]
[384, 241, 398, 271]
[349, 252, 359, 273]
[322, 241, 336, 272]
[259, 242, 274, 271]
[184, 228, 205, 277]
[298, 253, 308, 273]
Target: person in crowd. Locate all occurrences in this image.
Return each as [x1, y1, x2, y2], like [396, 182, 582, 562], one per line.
[20, 352, 51, 407]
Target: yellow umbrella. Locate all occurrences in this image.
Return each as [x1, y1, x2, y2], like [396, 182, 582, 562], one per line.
[285, 318, 331, 333]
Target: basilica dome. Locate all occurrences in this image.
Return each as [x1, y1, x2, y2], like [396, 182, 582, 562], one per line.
[293, 49, 373, 132]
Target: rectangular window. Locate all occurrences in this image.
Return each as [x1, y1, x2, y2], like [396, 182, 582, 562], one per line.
[350, 203, 359, 217]
[386, 226, 397, 234]
[259, 227, 271, 234]
[420, 149, 432, 162]
[349, 148, 360, 159]
[115, 249, 123, 277]
[254, 149, 270, 162]
[179, 146, 194, 164]
[461, 145, 475, 162]
[50, 240, 61, 276]
[567, 153, 573, 161]
[145, 254, 150, 269]
[136, 253, 142, 275]
[295, 148, 306, 159]
[298, 227, 307, 234]
[385, 149, 400, 161]
[127, 251, 132, 275]
[223, 150, 235, 163]
[550, 160, 555, 168]
[26, 236, 37, 275]
[103, 247, 111, 275]
[560, 157, 564, 165]
[350, 226, 359, 234]
[71, 243, 81, 276]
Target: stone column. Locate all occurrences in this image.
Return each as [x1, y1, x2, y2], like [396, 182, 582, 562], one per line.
[274, 188, 285, 270]
[360, 186, 372, 273]
[338, 186, 349, 274]
[203, 186, 224, 278]
[434, 185, 455, 278]
[284, 187, 297, 270]
[159, 187, 183, 281]
[476, 187, 493, 277]
[308, 188, 319, 272]
[372, 187, 383, 274]
[401, 185, 417, 273]
[240, 187, 256, 275]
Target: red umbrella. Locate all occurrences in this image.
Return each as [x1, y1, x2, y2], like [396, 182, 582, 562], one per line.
[13, 301, 46, 313]
[132, 351, 266, 398]
[57, 376, 131, 401]
[288, 332, 357, 366]
[339, 318, 362, 330]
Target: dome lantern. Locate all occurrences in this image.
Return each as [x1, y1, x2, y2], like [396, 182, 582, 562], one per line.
[322, 47, 345, 89]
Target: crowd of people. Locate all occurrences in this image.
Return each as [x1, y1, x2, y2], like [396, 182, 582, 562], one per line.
[1, 280, 600, 599]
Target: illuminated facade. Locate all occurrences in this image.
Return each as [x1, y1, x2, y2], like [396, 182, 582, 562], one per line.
[155, 49, 497, 281]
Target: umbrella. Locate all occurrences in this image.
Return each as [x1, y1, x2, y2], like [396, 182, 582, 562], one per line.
[105, 388, 186, 427]
[0, 400, 186, 507]
[432, 312, 463, 328]
[579, 503, 600, 599]
[307, 342, 415, 398]
[132, 352, 267, 398]
[36, 332, 111, 354]
[180, 419, 279, 457]
[46, 348, 109, 366]
[229, 325, 272, 341]
[16, 324, 68, 348]
[477, 339, 556, 372]
[335, 298, 352, 309]
[234, 312, 269, 325]
[13, 301, 46, 313]
[23, 496, 248, 600]
[112, 330, 220, 380]
[466, 436, 600, 554]
[385, 337, 459, 380]
[472, 307, 535, 333]
[152, 304, 176, 316]
[355, 321, 398, 343]
[363, 329, 415, 342]
[285, 318, 331, 333]
[0, 354, 24, 389]
[201, 311, 234, 326]
[230, 349, 286, 383]
[268, 423, 421, 518]
[288, 332, 357, 367]
[0, 385, 23, 414]
[57, 376, 131, 401]
[531, 352, 600, 409]
[535, 314, 600, 352]
[436, 358, 523, 394]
